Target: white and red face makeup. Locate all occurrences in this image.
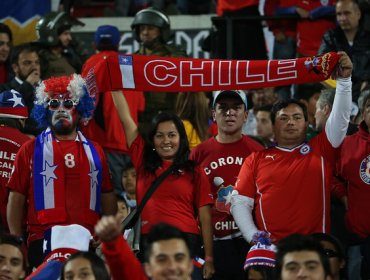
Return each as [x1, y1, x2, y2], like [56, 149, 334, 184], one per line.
[47, 93, 79, 135]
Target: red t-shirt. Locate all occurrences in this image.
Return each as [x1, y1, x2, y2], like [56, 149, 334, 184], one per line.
[190, 136, 263, 238]
[235, 132, 338, 242]
[296, 0, 336, 56]
[129, 135, 213, 235]
[0, 127, 30, 230]
[6, 136, 113, 242]
[337, 123, 370, 238]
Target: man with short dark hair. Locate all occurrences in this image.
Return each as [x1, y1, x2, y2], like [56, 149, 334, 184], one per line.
[319, 0, 370, 101]
[255, 104, 274, 147]
[231, 52, 352, 244]
[0, 233, 26, 280]
[0, 43, 42, 136]
[294, 82, 324, 140]
[276, 234, 332, 280]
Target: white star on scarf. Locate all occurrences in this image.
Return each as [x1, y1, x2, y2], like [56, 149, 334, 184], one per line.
[43, 240, 48, 253]
[224, 190, 233, 206]
[40, 161, 58, 186]
[89, 168, 99, 189]
[8, 91, 24, 107]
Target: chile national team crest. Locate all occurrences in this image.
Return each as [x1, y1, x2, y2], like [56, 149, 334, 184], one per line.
[359, 155, 370, 185]
[300, 144, 311, 155]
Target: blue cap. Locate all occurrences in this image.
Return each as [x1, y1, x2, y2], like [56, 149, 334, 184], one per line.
[94, 25, 120, 46]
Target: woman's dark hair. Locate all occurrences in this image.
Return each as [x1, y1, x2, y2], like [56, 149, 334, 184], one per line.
[245, 266, 275, 280]
[61, 251, 110, 280]
[0, 23, 13, 42]
[143, 112, 195, 175]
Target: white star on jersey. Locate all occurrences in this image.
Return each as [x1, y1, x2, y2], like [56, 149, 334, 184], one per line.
[89, 168, 99, 189]
[40, 161, 58, 186]
[8, 90, 24, 107]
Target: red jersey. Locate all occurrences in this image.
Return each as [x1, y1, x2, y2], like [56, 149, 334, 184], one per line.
[264, 0, 297, 39]
[0, 126, 30, 230]
[129, 135, 213, 235]
[81, 51, 145, 154]
[235, 132, 338, 241]
[217, 0, 259, 16]
[6, 136, 113, 242]
[190, 136, 263, 238]
[337, 122, 370, 238]
[296, 0, 336, 56]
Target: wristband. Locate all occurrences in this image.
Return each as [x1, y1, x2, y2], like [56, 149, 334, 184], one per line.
[205, 256, 214, 262]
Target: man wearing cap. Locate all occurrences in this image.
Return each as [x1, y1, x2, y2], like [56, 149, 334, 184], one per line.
[6, 74, 117, 270]
[0, 90, 30, 233]
[190, 90, 263, 279]
[231, 52, 352, 245]
[81, 25, 145, 194]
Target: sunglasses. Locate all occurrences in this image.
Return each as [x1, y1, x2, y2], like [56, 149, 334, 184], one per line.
[324, 248, 341, 258]
[47, 99, 78, 110]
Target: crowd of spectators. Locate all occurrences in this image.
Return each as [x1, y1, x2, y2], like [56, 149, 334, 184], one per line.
[0, 0, 370, 279]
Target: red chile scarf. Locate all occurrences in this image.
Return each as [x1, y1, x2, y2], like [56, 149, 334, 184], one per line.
[82, 52, 340, 96]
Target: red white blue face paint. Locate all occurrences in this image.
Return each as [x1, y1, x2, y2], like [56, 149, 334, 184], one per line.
[47, 95, 79, 135]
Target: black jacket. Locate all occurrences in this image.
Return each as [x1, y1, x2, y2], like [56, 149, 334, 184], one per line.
[318, 26, 370, 101]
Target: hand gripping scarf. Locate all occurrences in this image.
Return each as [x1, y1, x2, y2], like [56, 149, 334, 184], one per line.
[33, 127, 102, 225]
[82, 52, 340, 94]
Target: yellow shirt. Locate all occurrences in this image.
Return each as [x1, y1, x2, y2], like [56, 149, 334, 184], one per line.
[182, 120, 201, 150]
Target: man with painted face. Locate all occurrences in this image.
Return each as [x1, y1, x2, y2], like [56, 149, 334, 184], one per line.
[6, 74, 117, 271]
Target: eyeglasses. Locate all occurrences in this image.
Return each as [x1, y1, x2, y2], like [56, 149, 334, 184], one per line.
[47, 99, 78, 110]
[324, 249, 341, 258]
